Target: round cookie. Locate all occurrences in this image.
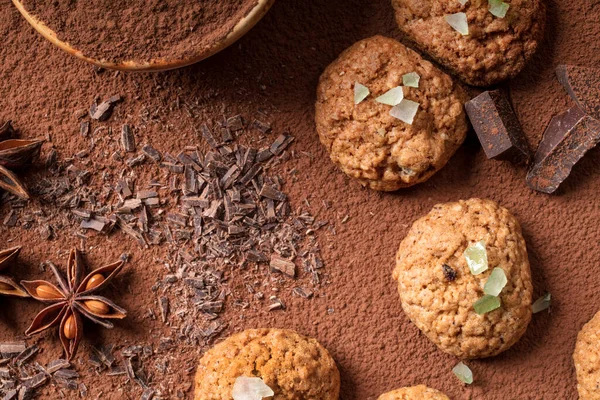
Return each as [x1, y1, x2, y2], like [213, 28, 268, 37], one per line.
[378, 385, 450, 400]
[194, 328, 340, 400]
[315, 35, 467, 192]
[391, 0, 546, 86]
[573, 310, 600, 399]
[393, 198, 533, 358]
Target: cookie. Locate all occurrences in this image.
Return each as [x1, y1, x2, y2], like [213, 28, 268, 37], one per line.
[193, 328, 340, 400]
[391, 0, 545, 86]
[573, 310, 600, 399]
[378, 385, 450, 400]
[315, 35, 467, 191]
[393, 198, 533, 358]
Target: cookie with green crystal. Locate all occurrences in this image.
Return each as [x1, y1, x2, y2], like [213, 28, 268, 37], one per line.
[394, 198, 533, 358]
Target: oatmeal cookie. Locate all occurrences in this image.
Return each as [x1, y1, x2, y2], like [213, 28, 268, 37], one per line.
[378, 385, 450, 399]
[573, 310, 600, 399]
[193, 328, 340, 400]
[391, 0, 545, 86]
[393, 198, 533, 358]
[315, 35, 467, 191]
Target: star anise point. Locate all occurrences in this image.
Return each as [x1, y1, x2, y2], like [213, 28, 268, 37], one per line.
[22, 248, 127, 360]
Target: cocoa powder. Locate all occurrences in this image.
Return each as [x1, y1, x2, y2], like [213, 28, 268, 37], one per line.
[21, 0, 259, 62]
[1, 0, 600, 399]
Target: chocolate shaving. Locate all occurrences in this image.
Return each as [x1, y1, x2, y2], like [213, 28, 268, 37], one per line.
[200, 124, 219, 149]
[270, 255, 296, 278]
[142, 144, 162, 162]
[259, 184, 286, 201]
[121, 124, 135, 153]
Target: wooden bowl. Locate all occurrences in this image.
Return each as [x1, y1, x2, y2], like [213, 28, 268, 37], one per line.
[12, 0, 275, 72]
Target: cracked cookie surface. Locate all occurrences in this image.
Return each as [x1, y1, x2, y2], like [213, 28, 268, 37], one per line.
[315, 35, 467, 192]
[391, 0, 545, 86]
[393, 198, 532, 358]
[378, 385, 449, 399]
[574, 310, 600, 399]
[194, 328, 340, 399]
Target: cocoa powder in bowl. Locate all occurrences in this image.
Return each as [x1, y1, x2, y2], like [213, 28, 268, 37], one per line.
[20, 0, 259, 63]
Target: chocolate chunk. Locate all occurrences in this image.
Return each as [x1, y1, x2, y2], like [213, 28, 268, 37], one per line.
[465, 90, 530, 163]
[526, 106, 600, 194]
[556, 65, 600, 120]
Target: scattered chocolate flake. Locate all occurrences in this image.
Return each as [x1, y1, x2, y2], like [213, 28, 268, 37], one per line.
[268, 296, 286, 311]
[442, 264, 457, 281]
[79, 121, 90, 138]
[200, 124, 219, 149]
[293, 287, 313, 299]
[46, 359, 70, 373]
[259, 184, 286, 201]
[226, 115, 244, 131]
[142, 144, 162, 162]
[252, 119, 271, 133]
[159, 296, 169, 323]
[127, 154, 146, 168]
[221, 127, 233, 142]
[0, 343, 26, 357]
[270, 255, 296, 278]
[89, 96, 120, 121]
[141, 387, 155, 400]
[14, 346, 38, 367]
[121, 124, 136, 153]
[22, 373, 47, 389]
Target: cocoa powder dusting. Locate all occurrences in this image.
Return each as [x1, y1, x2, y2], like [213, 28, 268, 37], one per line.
[1, 0, 600, 399]
[21, 0, 259, 62]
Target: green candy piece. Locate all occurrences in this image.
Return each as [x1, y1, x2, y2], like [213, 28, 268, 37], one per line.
[489, 0, 510, 18]
[532, 293, 552, 313]
[464, 240, 488, 275]
[474, 294, 501, 315]
[354, 82, 369, 105]
[452, 362, 473, 384]
[484, 267, 507, 297]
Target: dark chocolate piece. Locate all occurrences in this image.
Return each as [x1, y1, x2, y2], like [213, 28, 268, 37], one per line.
[465, 90, 531, 163]
[556, 65, 600, 120]
[526, 106, 600, 193]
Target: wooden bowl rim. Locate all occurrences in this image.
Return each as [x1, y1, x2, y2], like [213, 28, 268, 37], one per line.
[12, 0, 275, 72]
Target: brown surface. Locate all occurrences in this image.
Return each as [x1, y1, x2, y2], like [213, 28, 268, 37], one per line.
[315, 36, 467, 191]
[573, 310, 600, 400]
[377, 385, 449, 400]
[394, 199, 533, 359]
[19, 0, 258, 63]
[194, 328, 340, 399]
[391, 0, 545, 86]
[1, 0, 600, 399]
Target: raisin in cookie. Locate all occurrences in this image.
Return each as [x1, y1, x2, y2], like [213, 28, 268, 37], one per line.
[393, 198, 533, 358]
[392, 0, 545, 86]
[378, 385, 450, 400]
[573, 310, 600, 399]
[315, 35, 467, 191]
[194, 328, 340, 400]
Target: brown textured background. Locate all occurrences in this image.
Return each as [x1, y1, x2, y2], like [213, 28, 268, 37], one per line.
[0, 0, 599, 398]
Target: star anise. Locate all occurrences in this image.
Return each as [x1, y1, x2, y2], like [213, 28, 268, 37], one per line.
[0, 121, 44, 200]
[0, 246, 28, 298]
[21, 249, 127, 360]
